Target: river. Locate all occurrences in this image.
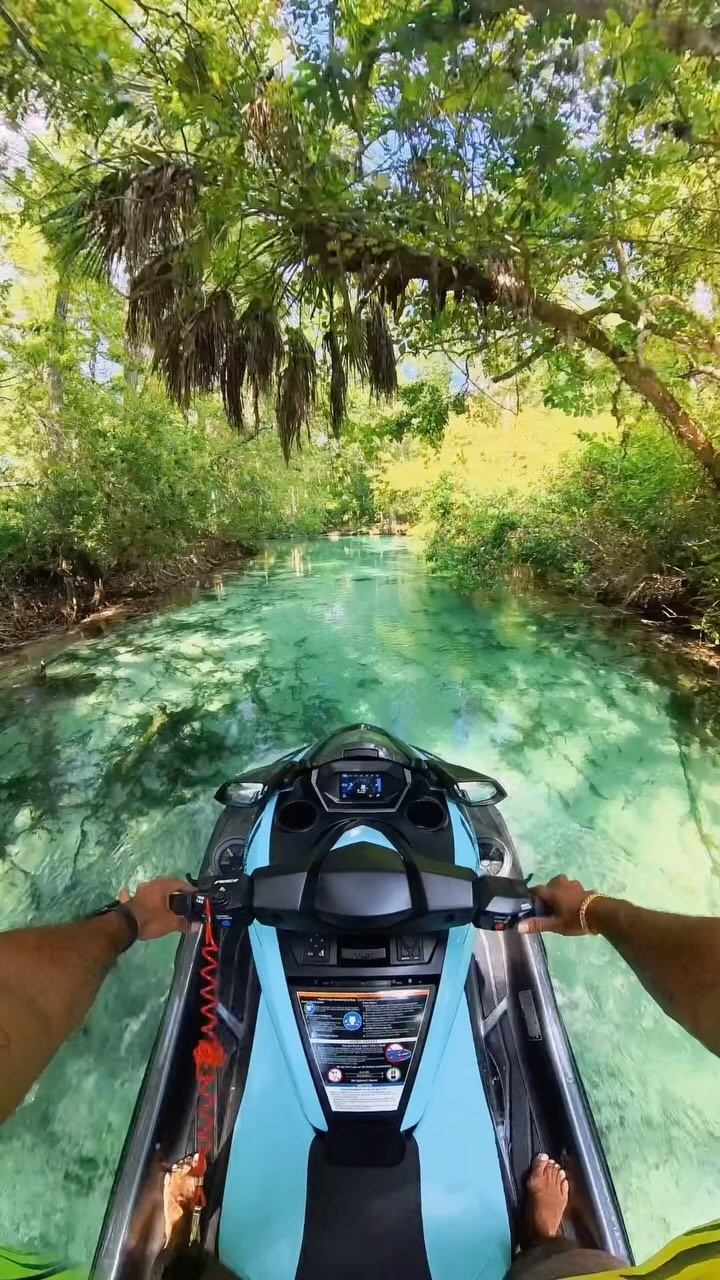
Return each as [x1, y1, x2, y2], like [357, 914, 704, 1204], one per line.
[1, 537, 720, 1266]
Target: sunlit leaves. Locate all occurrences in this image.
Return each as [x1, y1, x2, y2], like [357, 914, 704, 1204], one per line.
[2, 0, 720, 461]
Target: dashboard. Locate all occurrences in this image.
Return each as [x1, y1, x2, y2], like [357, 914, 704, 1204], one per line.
[312, 759, 410, 813]
[339, 772, 385, 802]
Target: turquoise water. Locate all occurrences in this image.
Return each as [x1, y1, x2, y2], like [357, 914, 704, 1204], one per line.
[1, 537, 720, 1265]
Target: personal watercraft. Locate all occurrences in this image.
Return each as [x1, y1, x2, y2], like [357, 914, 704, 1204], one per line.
[94, 724, 631, 1280]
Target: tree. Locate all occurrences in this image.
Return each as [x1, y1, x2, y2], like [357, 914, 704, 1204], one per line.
[3, 0, 720, 484]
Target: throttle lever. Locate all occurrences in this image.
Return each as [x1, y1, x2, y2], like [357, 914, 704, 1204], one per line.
[474, 875, 537, 931]
[168, 874, 252, 925]
[169, 890, 200, 920]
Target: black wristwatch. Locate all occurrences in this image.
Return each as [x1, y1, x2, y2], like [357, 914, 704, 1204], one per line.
[86, 900, 139, 952]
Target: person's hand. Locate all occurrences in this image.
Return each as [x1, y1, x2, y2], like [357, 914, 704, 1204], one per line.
[117, 877, 193, 941]
[518, 874, 597, 936]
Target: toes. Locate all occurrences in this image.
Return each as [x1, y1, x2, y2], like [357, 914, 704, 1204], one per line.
[528, 1154, 550, 1187]
[530, 1154, 568, 1189]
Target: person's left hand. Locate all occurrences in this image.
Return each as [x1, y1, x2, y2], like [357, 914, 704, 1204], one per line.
[117, 877, 193, 941]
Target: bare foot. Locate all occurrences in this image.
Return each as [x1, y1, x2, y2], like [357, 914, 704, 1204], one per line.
[163, 1153, 203, 1246]
[523, 1154, 569, 1246]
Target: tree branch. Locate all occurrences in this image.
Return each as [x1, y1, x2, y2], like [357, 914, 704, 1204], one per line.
[291, 217, 720, 489]
[611, 238, 630, 281]
[0, 2, 43, 64]
[683, 366, 720, 385]
[492, 340, 554, 382]
[644, 294, 720, 358]
[644, 321, 720, 360]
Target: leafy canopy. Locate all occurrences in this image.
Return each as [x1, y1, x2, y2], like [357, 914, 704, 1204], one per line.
[2, 0, 720, 472]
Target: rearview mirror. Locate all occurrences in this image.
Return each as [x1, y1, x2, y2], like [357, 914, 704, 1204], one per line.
[215, 780, 266, 806]
[455, 778, 507, 806]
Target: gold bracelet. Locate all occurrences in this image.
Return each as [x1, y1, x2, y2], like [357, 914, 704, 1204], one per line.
[578, 891, 606, 935]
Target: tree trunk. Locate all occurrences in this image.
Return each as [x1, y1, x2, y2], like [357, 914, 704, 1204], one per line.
[43, 285, 68, 460]
[524, 296, 720, 492]
[124, 338, 140, 390]
[614, 358, 720, 488]
[242, 219, 720, 489]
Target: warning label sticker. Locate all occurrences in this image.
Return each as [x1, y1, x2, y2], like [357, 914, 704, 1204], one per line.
[296, 988, 431, 1113]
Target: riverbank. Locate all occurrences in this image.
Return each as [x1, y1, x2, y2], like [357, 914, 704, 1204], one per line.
[0, 538, 255, 653]
[510, 565, 720, 669]
[0, 524, 411, 654]
[3, 531, 720, 675]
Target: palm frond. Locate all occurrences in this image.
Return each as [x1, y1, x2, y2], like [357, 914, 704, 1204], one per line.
[183, 288, 235, 394]
[46, 170, 132, 281]
[323, 329, 347, 438]
[245, 92, 274, 150]
[243, 82, 300, 170]
[364, 300, 397, 399]
[47, 163, 199, 280]
[343, 304, 368, 381]
[221, 327, 247, 432]
[123, 165, 198, 273]
[239, 301, 284, 431]
[127, 251, 199, 347]
[276, 329, 317, 462]
[153, 310, 191, 408]
[154, 288, 235, 407]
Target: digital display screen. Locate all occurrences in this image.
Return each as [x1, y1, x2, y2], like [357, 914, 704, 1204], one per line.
[340, 772, 384, 802]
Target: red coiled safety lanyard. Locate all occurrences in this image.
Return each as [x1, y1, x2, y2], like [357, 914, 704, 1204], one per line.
[190, 898, 227, 1241]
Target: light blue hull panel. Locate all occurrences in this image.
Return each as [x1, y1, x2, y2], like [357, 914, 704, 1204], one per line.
[415, 992, 511, 1280]
[219, 996, 315, 1280]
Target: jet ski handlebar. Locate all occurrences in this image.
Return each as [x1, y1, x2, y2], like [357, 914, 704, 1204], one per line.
[169, 844, 540, 934]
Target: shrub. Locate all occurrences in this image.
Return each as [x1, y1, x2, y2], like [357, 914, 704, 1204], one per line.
[425, 425, 720, 642]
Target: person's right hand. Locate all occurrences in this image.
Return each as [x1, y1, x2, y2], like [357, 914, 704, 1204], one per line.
[518, 874, 597, 936]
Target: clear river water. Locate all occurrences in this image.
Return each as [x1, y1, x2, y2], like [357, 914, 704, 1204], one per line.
[1, 537, 720, 1267]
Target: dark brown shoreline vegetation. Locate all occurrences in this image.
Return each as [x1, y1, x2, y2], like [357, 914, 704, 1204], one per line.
[0, 539, 254, 653]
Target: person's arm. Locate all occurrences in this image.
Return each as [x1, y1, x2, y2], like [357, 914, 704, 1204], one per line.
[0, 877, 190, 1124]
[519, 875, 720, 1057]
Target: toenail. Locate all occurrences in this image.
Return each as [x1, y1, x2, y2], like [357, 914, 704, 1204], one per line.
[536, 1153, 549, 1162]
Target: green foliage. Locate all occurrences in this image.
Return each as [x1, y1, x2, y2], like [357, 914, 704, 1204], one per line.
[541, 349, 616, 417]
[1, 381, 265, 578]
[3, 0, 720, 635]
[381, 377, 465, 449]
[0, 237, 447, 593]
[425, 422, 720, 640]
[3, 0, 720, 479]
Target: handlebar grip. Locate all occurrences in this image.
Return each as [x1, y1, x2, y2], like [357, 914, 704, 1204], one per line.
[169, 890, 194, 918]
